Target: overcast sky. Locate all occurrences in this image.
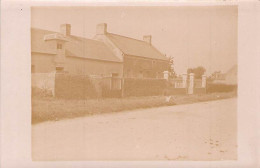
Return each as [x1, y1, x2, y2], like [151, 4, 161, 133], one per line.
[31, 6, 237, 75]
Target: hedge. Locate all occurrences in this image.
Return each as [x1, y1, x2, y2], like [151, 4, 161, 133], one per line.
[55, 74, 102, 99]
[206, 83, 237, 93]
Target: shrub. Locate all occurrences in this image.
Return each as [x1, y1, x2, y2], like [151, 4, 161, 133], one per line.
[55, 74, 102, 99]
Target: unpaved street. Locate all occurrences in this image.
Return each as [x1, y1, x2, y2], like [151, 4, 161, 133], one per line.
[32, 98, 237, 161]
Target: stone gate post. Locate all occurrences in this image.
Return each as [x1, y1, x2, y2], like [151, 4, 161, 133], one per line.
[182, 73, 187, 88]
[188, 73, 194, 94]
[202, 74, 207, 88]
[163, 71, 169, 81]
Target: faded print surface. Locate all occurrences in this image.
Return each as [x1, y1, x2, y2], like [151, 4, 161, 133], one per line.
[31, 6, 237, 161]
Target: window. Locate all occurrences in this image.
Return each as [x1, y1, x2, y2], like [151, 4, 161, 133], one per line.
[57, 43, 62, 49]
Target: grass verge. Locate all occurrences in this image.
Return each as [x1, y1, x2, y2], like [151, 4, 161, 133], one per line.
[32, 92, 237, 124]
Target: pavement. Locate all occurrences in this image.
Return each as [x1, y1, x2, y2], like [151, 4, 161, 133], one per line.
[32, 98, 237, 161]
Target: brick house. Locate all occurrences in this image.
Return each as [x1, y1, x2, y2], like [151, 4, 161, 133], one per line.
[31, 23, 169, 78]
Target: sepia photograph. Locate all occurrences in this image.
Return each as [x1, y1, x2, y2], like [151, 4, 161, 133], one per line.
[1, 0, 260, 167]
[30, 6, 238, 161]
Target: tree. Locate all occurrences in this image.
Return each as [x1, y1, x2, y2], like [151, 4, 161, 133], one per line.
[187, 66, 206, 79]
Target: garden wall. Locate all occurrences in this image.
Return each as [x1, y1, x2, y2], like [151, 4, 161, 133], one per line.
[123, 78, 167, 97]
[167, 87, 187, 95]
[194, 88, 206, 94]
[32, 73, 210, 99]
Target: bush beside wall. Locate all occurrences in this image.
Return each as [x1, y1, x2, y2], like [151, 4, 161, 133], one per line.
[55, 74, 102, 99]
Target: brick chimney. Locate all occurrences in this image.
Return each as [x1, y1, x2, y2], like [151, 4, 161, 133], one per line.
[96, 23, 107, 35]
[143, 35, 152, 44]
[60, 24, 71, 36]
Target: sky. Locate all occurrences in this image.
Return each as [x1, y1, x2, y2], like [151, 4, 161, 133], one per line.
[31, 6, 238, 75]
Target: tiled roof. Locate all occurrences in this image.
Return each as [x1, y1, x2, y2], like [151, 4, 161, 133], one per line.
[65, 35, 121, 62]
[31, 28, 122, 62]
[106, 33, 168, 61]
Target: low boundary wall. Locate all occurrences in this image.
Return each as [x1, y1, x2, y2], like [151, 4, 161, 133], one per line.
[32, 73, 209, 99]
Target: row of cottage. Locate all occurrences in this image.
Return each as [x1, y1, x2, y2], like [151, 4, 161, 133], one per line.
[31, 23, 169, 79]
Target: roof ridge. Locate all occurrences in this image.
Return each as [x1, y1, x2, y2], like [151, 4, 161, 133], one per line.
[31, 27, 104, 44]
[31, 27, 121, 62]
[31, 27, 56, 33]
[108, 32, 147, 44]
[70, 35, 106, 45]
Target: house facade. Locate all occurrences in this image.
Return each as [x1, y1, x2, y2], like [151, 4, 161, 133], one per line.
[31, 23, 169, 78]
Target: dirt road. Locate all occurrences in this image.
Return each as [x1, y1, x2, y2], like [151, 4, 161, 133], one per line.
[32, 98, 237, 161]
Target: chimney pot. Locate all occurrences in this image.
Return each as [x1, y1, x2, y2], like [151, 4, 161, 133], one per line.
[96, 23, 107, 35]
[143, 35, 152, 44]
[60, 24, 71, 36]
